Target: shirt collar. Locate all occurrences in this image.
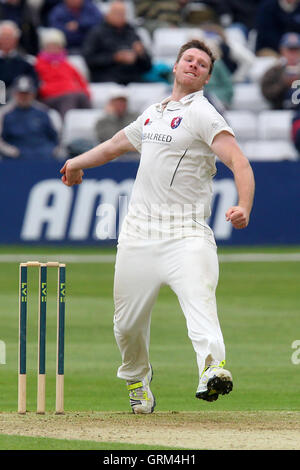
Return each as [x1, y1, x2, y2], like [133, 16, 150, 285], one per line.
[156, 90, 203, 112]
[180, 90, 203, 103]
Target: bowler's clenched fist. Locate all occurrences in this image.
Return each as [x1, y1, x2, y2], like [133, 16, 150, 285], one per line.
[60, 160, 84, 187]
[226, 206, 249, 229]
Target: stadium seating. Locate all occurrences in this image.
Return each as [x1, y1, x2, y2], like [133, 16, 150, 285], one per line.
[225, 110, 257, 140]
[248, 56, 278, 83]
[257, 110, 293, 140]
[1, 5, 298, 162]
[48, 18, 297, 162]
[68, 55, 90, 81]
[63, 109, 104, 144]
[225, 109, 296, 160]
[89, 82, 170, 113]
[231, 83, 270, 112]
[60, 90, 298, 161]
[241, 140, 298, 161]
[152, 27, 203, 61]
[137, 27, 153, 53]
[89, 82, 123, 109]
[49, 109, 63, 134]
[126, 82, 170, 113]
[225, 109, 294, 140]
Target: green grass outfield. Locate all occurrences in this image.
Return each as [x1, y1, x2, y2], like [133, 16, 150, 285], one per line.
[0, 434, 180, 451]
[0, 244, 300, 450]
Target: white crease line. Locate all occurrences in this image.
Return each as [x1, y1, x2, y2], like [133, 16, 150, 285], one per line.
[0, 253, 299, 263]
[0, 254, 116, 263]
[219, 253, 300, 262]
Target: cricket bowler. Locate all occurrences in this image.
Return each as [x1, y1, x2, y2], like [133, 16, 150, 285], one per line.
[60, 39, 255, 414]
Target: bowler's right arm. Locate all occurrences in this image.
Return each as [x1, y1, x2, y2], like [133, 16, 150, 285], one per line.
[60, 130, 136, 187]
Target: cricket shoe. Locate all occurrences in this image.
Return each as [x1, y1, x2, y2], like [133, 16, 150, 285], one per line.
[127, 366, 156, 414]
[196, 361, 233, 402]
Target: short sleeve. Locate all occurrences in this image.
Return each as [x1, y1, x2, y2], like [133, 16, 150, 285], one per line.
[189, 100, 235, 147]
[123, 114, 145, 153]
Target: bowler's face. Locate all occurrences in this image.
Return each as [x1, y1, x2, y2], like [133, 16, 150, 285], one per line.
[173, 48, 211, 92]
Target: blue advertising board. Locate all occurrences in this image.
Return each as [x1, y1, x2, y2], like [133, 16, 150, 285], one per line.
[0, 159, 299, 245]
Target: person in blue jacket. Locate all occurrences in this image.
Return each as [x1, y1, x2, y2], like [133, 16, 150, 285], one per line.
[0, 76, 59, 161]
[48, 0, 103, 53]
[255, 0, 300, 55]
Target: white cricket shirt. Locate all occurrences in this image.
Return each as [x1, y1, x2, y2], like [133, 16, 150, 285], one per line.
[120, 90, 234, 240]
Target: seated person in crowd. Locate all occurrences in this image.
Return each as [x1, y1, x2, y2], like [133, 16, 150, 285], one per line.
[0, 76, 58, 160]
[68, 86, 139, 158]
[95, 86, 139, 142]
[39, 0, 61, 26]
[83, 0, 152, 84]
[133, 0, 189, 34]
[291, 109, 300, 154]
[202, 37, 234, 109]
[35, 28, 91, 119]
[200, 0, 261, 33]
[204, 58, 233, 108]
[261, 32, 300, 109]
[0, 0, 39, 55]
[255, 0, 300, 56]
[48, 0, 103, 53]
[200, 23, 256, 83]
[0, 20, 38, 94]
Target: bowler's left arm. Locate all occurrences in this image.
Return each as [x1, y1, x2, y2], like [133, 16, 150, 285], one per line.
[211, 131, 255, 230]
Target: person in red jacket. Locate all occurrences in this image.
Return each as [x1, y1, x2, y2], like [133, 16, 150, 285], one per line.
[35, 28, 91, 119]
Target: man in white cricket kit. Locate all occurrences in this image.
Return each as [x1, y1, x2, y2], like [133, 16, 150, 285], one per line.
[61, 39, 255, 413]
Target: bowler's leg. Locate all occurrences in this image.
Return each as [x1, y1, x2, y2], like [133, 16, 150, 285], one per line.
[168, 237, 230, 394]
[113, 240, 161, 382]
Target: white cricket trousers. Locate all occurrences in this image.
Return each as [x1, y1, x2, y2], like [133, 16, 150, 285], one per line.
[113, 236, 225, 383]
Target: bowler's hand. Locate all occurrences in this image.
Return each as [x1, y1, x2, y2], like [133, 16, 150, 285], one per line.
[60, 160, 84, 186]
[226, 206, 249, 229]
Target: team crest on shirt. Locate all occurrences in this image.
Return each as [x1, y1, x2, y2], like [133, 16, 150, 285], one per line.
[171, 116, 183, 129]
[144, 118, 152, 126]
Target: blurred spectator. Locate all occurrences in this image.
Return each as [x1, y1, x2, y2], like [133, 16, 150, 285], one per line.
[255, 0, 300, 56]
[0, 76, 59, 160]
[200, 23, 256, 82]
[261, 32, 300, 109]
[0, 20, 38, 93]
[48, 0, 103, 53]
[66, 84, 140, 158]
[83, 0, 152, 84]
[35, 28, 91, 119]
[95, 86, 139, 142]
[142, 61, 173, 83]
[203, 39, 234, 108]
[199, 0, 261, 32]
[291, 109, 300, 154]
[0, 0, 39, 55]
[133, 0, 189, 34]
[204, 58, 233, 108]
[39, 0, 61, 26]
